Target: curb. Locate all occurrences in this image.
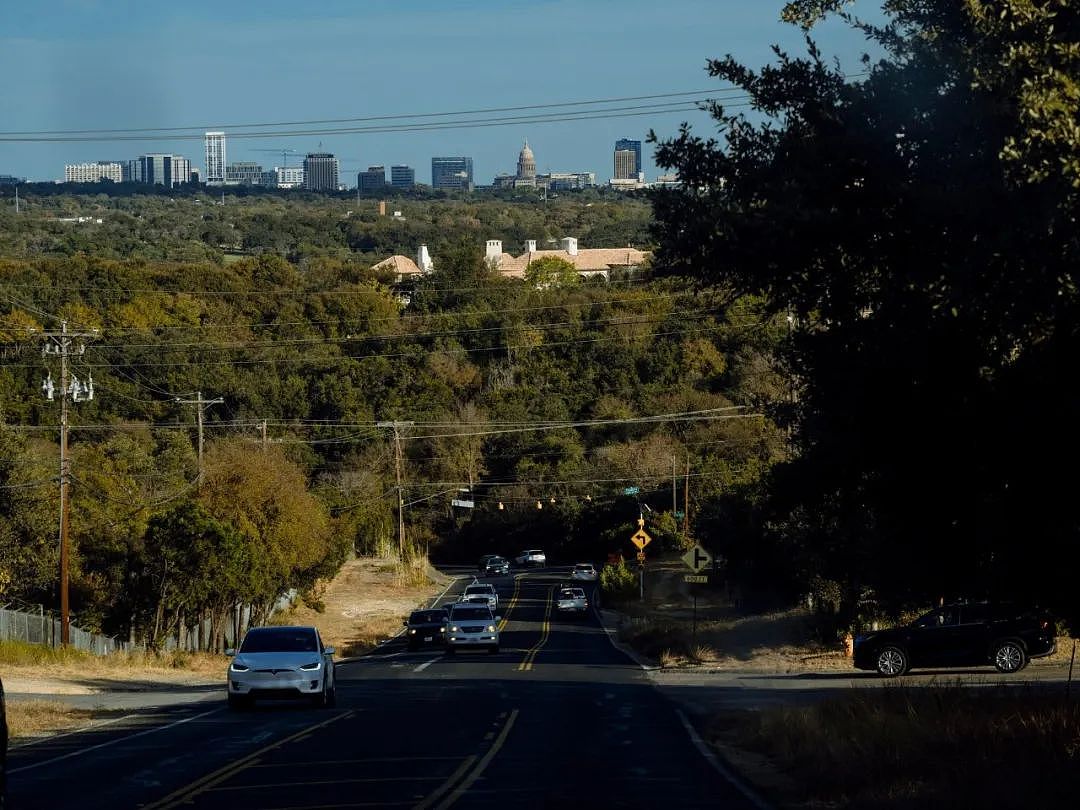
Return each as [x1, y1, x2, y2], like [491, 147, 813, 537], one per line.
[596, 607, 660, 671]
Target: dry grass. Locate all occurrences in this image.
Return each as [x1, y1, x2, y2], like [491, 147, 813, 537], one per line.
[730, 681, 1080, 808]
[5, 700, 115, 740]
[0, 640, 224, 683]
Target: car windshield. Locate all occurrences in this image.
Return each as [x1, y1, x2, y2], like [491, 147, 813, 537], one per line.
[452, 608, 491, 621]
[409, 611, 443, 624]
[240, 629, 318, 653]
[575, 564, 592, 570]
[465, 586, 491, 594]
[559, 591, 577, 599]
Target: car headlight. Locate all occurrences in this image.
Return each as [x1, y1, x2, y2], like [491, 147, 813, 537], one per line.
[409, 628, 417, 634]
[299, 660, 322, 671]
[230, 661, 250, 672]
[440, 626, 446, 633]
[450, 626, 459, 632]
[487, 625, 496, 632]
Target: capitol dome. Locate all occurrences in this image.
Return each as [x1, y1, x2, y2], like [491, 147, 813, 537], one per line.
[516, 139, 536, 179]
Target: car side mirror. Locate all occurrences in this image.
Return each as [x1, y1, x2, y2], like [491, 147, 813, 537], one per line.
[403, 620, 408, 626]
[225, 648, 235, 656]
[324, 646, 335, 656]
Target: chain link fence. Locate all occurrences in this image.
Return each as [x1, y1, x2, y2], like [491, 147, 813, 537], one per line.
[0, 606, 131, 654]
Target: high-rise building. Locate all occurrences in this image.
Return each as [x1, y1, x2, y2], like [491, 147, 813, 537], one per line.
[132, 154, 191, 187]
[303, 153, 339, 191]
[431, 156, 473, 190]
[64, 161, 124, 183]
[357, 165, 386, 193]
[205, 132, 226, 185]
[226, 162, 264, 185]
[614, 138, 642, 180]
[391, 165, 415, 188]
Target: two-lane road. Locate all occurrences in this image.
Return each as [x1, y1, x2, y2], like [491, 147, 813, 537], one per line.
[7, 569, 764, 809]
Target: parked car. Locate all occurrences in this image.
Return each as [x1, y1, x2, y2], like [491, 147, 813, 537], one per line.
[404, 609, 447, 650]
[0, 676, 7, 809]
[483, 555, 511, 576]
[226, 625, 336, 709]
[515, 549, 546, 567]
[556, 586, 589, 616]
[853, 602, 1056, 676]
[445, 603, 501, 654]
[463, 582, 498, 611]
[570, 563, 598, 582]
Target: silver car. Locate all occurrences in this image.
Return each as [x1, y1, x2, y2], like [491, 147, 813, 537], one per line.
[226, 625, 336, 709]
[445, 604, 501, 654]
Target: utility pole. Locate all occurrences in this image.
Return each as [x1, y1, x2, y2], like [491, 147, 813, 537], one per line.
[14, 185, 19, 214]
[683, 452, 690, 536]
[377, 421, 414, 560]
[672, 454, 677, 516]
[176, 392, 224, 485]
[40, 320, 97, 646]
[261, 419, 268, 450]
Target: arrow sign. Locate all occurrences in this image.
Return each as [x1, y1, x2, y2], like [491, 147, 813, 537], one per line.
[630, 529, 652, 549]
[681, 544, 712, 572]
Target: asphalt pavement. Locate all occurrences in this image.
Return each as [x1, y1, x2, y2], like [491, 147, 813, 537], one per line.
[6, 568, 765, 809]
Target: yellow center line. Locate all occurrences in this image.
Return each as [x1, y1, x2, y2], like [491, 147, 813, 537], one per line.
[517, 585, 554, 671]
[413, 755, 478, 810]
[141, 711, 354, 810]
[498, 574, 522, 631]
[434, 709, 519, 810]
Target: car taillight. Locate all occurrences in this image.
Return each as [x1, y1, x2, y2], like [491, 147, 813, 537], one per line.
[1040, 619, 1050, 630]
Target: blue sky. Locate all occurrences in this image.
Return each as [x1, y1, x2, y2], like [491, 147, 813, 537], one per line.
[0, 1, 883, 184]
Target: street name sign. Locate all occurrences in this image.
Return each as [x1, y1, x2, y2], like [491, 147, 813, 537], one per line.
[685, 574, 708, 584]
[681, 544, 712, 572]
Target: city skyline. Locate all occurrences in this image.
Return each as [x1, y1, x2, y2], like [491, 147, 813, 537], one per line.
[0, 2, 881, 184]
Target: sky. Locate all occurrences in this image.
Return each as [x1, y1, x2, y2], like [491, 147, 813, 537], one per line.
[0, 1, 884, 185]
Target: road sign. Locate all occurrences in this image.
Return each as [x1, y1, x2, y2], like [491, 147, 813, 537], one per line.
[681, 544, 712, 573]
[630, 529, 652, 549]
[685, 574, 708, 584]
[636, 550, 647, 562]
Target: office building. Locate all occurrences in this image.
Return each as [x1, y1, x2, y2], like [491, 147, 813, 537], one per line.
[614, 138, 642, 180]
[547, 171, 596, 191]
[391, 165, 415, 188]
[131, 154, 191, 187]
[226, 162, 264, 185]
[205, 132, 226, 185]
[0, 175, 25, 186]
[263, 166, 303, 188]
[303, 153, 339, 191]
[431, 156, 473, 191]
[357, 165, 386, 193]
[64, 161, 124, 183]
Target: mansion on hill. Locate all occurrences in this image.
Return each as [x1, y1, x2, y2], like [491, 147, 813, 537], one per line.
[373, 238, 649, 283]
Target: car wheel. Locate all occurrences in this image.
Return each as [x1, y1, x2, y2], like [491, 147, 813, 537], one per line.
[875, 646, 909, 676]
[993, 641, 1026, 673]
[489, 645, 499, 654]
[326, 683, 337, 708]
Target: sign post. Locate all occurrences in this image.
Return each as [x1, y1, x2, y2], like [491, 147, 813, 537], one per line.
[629, 518, 652, 603]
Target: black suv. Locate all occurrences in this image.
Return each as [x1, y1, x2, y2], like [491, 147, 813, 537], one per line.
[854, 602, 1056, 676]
[483, 556, 510, 576]
[403, 609, 447, 651]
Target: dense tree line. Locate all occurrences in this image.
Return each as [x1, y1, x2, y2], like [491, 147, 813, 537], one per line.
[651, 0, 1080, 627]
[0, 232, 784, 645]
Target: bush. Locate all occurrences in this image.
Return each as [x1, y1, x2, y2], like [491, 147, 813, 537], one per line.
[600, 561, 638, 602]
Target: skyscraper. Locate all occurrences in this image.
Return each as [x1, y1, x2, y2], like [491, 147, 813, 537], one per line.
[303, 153, 339, 191]
[132, 154, 191, 187]
[431, 157, 473, 190]
[357, 165, 387, 193]
[614, 138, 642, 180]
[391, 165, 415, 188]
[205, 132, 226, 185]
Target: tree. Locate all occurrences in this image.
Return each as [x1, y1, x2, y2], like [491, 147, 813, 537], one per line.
[524, 256, 580, 287]
[650, 1, 1080, 623]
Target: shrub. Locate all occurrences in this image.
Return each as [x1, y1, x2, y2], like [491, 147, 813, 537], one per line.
[600, 561, 638, 601]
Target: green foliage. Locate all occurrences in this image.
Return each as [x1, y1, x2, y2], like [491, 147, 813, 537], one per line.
[524, 255, 580, 287]
[600, 560, 639, 602]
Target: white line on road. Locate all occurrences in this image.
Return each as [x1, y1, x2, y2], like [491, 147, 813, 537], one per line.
[9, 707, 224, 775]
[413, 659, 437, 673]
[674, 709, 773, 810]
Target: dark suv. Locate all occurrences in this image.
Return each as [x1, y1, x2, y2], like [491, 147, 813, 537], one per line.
[483, 556, 510, 576]
[854, 602, 1056, 676]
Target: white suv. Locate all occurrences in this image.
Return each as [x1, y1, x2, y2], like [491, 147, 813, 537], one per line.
[445, 603, 500, 654]
[463, 582, 498, 611]
[515, 549, 546, 567]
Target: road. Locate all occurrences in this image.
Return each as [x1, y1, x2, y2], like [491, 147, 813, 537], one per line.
[6, 569, 764, 810]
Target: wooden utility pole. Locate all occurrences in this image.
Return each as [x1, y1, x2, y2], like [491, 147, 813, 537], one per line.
[261, 419, 268, 450]
[683, 453, 691, 536]
[41, 320, 97, 646]
[672, 454, 677, 515]
[377, 421, 414, 559]
[176, 392, 224, 486]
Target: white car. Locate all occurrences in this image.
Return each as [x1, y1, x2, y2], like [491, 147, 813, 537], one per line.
[445, 603, 501, 654]
[556, 587, 589, 616]
[570, 563, 598, 581]
[463, 582, 498, 610]
[515, 549, 547, 567]
[226, 625, 335, 709]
